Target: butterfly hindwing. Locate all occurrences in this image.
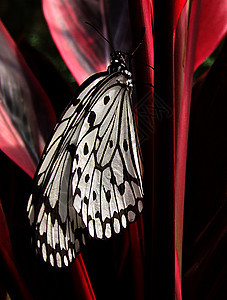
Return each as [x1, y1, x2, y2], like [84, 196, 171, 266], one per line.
[27, 73, 107, 267]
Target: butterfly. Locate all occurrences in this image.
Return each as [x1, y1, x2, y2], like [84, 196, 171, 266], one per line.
[27, 50, 144, 268]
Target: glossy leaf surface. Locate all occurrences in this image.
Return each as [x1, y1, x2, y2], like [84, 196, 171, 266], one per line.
[0, 21, 56, 178]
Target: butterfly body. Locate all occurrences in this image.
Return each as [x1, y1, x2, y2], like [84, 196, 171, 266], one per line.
[27, 51, 143, 267]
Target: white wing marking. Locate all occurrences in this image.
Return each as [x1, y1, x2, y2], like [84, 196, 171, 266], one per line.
[39, 212, 47, 235]
[52, 219, 59, 249]
[111, 150, 124, 186]
[123, 181, 136, 207]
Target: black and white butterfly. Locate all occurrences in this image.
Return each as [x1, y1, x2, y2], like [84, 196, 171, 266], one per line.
[27, 50, 144, 268]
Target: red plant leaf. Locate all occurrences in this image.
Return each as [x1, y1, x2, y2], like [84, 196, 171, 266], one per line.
[127, 1, 155, 299]
[0, 105, 37, 179]
[0, 21, 56, 178]
[194, 0, 227, 71]
[175, 246, 183, 300]
[183, 39, 227, 298]
[175, 0, 202, 273]
[70, 255, 96, 300]
[172, 0, 187, 32]
[0, 201, 12, 256]
[43, 0, 132, 84]
[175, 0, 226, 292]
[0, 200, 33, 300]
[128, 218, 145, 300]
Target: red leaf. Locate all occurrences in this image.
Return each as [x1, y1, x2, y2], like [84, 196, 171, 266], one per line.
[183, 40, 227, 298]
[194, 0, 227, 71]
[175, 246, 182, 300]
[0, 21, 56, 178]
[175, 0, 226, 295]
[174, 5, 188, 293]
[0, 105, 37, 179]
[70, 255, 96, 300]
[172, 0, 187, 32]
[128, 1, 154, 299]
[175, 0, 202, 274]
[0, 202, 12, 256]
[128, 218, 145, 300]
[0, 201, 33, 300]
[43, 0, 132, 84]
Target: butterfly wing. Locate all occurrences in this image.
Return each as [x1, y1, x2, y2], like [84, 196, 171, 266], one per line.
[27, 72, 107, 267]
[27, 67, 144, 266]
[71, 72, 144, 239]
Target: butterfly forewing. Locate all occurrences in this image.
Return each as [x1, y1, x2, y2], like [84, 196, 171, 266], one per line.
[71, 73, 143, 239]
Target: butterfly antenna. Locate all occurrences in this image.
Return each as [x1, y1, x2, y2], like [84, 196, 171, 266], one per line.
[125, 28, 154, 71]
[134, 57, 154, 70]
[130, 27, 145, 56]
[85, 22, 115, 52]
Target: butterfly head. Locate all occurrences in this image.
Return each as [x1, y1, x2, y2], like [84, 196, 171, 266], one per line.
[108, 51, 132, 88]
[108, 51, 129, 74]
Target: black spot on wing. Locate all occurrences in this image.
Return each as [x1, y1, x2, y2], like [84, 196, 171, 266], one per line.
[75, 102, 84, 113]
[67, 144, 76, 158]
[109, 140, 113, 148]
[72, 98, 80, 106]
[84, 143, 89, 155]
[123, 139, 128, 152]
[118, 183, 125, 195]
[93, 191, 97, 200]
[75, 187, 81, 197]
[85, 174, 90, 182]
[105, 190, 111, 203]
[110, 172, 116, 185]
[77, 167, 82, 179]
[95, 211, 101, 218]
[88, 111, 96, 127]
[104, 95, 110, 105]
